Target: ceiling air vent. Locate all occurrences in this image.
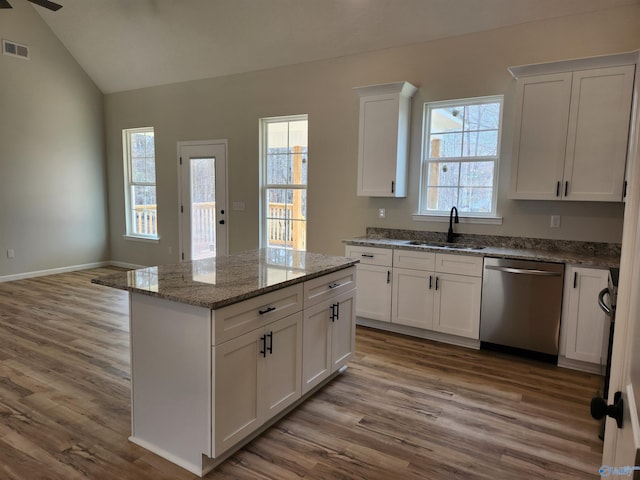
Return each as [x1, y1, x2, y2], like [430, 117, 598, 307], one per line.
[2, 39, 29, 59]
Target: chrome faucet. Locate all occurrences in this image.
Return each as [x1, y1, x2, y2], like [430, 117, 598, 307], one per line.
[447, 206, 459, 243]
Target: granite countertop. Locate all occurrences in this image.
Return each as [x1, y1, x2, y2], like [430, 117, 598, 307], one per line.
[92, 248, 357, 310]
[344, 228, 620, 268]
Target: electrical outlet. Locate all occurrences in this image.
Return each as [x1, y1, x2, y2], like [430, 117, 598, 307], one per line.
[550, 215, 561, 228]
[378, 208, 386, 218]
[7, 248, 15, 259]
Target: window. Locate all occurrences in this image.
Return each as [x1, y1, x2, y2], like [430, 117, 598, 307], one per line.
[419, 95, 503, 216]
[260, 115, 308, 251]
[122, 127, 158, 239]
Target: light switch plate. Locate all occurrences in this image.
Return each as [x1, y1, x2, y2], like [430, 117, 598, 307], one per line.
[232, 201, 245, 211]
[550, 215, 561, 228]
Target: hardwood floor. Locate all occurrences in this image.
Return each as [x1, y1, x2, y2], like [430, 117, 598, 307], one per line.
[0, 267, 603, 479]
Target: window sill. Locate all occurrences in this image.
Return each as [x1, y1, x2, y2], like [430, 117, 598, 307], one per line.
[412, 214, 503, 225]
[123, 234, 160, 243]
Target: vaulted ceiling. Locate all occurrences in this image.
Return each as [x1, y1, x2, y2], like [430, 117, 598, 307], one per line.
[27, 0, 640, 93]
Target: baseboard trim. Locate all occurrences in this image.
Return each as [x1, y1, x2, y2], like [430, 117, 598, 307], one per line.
[0, 260, 144, 283]
[0, 261, 112, 283]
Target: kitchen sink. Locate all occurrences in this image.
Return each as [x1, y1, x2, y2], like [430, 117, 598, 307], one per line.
[404, 240, 485, 250]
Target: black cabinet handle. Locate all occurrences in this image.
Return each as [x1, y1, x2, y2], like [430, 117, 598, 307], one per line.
[387, 270, 391, 284]
[258, 306, 276, 315]
[556, 181, 560, 197]
[361, 254, 374, 258]
[429, 275, 432, 290]
[335, 302, 340, 320]
[328, 282, 341, 289]
[573, 272, 577, 288]
[391, 181, 395, 194]
[564, 181, 569, 197]
[329, 303, 337, 321]
[435, 277, 439, 291]
[624, 180, 628, 198]
[260, 334, 266, 358]
[267, 332, 273, 355]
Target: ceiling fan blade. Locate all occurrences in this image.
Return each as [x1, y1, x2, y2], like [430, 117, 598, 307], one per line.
[28, 0, 62, 11]
[0, 0, 13, 9]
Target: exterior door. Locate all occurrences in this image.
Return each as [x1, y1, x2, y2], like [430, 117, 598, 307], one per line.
[178, 140, 227, 260]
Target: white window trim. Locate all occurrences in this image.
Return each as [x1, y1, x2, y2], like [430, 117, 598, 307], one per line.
[418, 95, 503, 217]
[259, 114, 308, 250]
[122, 126, 159, 240]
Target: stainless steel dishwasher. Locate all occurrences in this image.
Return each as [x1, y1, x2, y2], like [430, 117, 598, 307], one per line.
[480, 257, 564, 361]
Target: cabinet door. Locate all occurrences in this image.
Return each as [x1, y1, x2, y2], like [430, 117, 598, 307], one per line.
[331, 290, 356, 372]
[563, 65, 635, 201]
[433, 273, 482, 339]
[563, 267, 609, 364]
[358, 94, 400, 197]
[263, 313, 302, 418]
[392, 268, 434, 329]
[509, 73, 572, 200]
[354, 264, 392, 322]
[302, 300, 333, 394]
[213, 329, 262, 457]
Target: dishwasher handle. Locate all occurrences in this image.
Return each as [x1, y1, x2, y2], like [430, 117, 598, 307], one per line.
[485, 265, 562, 277]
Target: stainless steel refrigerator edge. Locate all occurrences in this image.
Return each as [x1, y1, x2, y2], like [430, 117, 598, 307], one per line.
[480, 258, 565, 358]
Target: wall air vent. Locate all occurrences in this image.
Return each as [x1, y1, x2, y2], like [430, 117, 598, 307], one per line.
[2, 39, 29, 59]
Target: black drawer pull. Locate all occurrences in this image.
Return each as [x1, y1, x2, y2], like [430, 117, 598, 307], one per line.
[328, 282, 341, 289]
[361, 254, 374, 258]
[258, 306, 276, 315]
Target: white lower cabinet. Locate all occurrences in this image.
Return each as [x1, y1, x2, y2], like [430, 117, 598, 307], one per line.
[433, 272, 482, 339]
[345, 246, 392, 322]
[392, 268, 434, 329]
[213, 312, 302, 456]
[390, 249, 482, 340]
[302, 289, 356, 394]
[561, 265, 609, 365]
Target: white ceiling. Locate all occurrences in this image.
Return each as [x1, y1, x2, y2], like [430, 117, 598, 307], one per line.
[31, 0, 639, 93]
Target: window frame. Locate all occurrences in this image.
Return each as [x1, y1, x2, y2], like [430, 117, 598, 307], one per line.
[259, 114, 308, 251]
[122, 126, 159, 241]
[418, 95, 503, 219]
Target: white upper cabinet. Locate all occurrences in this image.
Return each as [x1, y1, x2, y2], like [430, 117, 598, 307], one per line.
[510, 62, 635, 202]
[354, 81, 418, 197]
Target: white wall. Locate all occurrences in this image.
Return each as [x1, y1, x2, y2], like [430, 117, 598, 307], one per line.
[102, 4, 640, 264]
[0, 2, 108, 277]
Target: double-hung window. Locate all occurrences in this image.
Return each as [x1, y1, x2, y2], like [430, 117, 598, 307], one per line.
[419, 95, 503, 217]
[260, 115, 308, 251]
[122, 127, 158, 239]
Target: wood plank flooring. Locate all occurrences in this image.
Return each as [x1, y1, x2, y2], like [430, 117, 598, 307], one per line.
[0, 267, 604, 479]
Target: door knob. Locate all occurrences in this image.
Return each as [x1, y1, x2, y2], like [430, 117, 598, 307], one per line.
[591, 391, 623, 428]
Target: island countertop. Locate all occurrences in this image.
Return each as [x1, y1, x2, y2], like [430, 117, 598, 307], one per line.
[92, 248, 358, 310]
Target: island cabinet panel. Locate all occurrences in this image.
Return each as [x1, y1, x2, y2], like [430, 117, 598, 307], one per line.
[213, 312, 302, 457]
[212, 284, 303, 345]
[304, 268, 356, 307]
[302, 289, 356, 394]
[129, 293, 212, 474]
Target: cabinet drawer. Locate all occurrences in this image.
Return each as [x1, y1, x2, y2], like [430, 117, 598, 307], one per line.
[345, 245, 392, 267]
[304, 267, 356, 308]
[393, 249, 436, 271]
[436, 254, 483, 277]
[213, 284, 303, 345]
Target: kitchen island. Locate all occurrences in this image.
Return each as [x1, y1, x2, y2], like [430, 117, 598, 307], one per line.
[93, 249, 357, 476]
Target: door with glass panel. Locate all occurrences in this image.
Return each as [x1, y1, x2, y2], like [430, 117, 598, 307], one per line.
[178, 141, 228, 260]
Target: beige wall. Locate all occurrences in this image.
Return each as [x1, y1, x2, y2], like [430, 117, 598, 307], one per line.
[104, 5, 640, 264]
[0, 2, 108, 278]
